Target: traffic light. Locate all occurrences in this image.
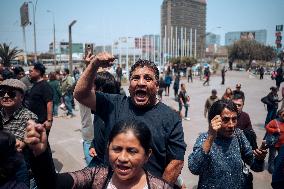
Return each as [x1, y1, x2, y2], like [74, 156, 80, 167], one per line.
[275, 31, 282, 48]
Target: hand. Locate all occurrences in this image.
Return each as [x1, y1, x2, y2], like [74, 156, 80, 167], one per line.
[43, 120, 52, 131]
[15, 139, 26, 152]
[24, 120, 47, 156]
[89, 147, 97, 157]
[84, 52, 95, 65]
[90, 52, 115, 69]
[209, 115, 222, 137]
[253, 148, 267, 160]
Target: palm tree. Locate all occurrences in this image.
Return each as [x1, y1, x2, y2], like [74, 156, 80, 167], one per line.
[0, 43, 22, 67]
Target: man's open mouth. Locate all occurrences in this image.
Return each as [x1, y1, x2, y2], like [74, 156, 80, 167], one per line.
[135, 90, 147, 99]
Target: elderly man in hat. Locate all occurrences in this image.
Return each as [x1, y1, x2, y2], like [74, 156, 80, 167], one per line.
[0, 79, 38, 151]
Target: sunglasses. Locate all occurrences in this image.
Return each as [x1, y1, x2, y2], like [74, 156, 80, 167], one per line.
[221, 116, 237, 124]
[234, 103, 242, 107]
[0, 89, 17, 98]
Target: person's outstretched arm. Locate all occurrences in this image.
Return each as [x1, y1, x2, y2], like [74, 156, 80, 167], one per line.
[73, 52, 115, 111]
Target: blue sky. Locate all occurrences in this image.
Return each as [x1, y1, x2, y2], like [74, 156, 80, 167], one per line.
[0, 0, 283, 53]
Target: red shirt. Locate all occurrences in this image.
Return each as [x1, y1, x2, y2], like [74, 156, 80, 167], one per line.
[265, 119, 284, 148]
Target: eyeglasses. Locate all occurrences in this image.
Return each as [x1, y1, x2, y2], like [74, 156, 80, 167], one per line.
[221, 116, 237, 124]
[234, 103, 242, 107]
[0, 89, 17, 98]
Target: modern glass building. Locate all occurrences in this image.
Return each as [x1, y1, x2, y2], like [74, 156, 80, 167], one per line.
[225, 29, 267, 46]
[206, 32, 221, 47]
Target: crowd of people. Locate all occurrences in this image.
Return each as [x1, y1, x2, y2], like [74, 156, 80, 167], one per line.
[0, 52, 284, 189]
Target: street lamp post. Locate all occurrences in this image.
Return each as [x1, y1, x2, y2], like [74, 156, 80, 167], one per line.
[69, 20, 77, 72]
[28, 0, 38, 62]
[47, 10, 56, 68]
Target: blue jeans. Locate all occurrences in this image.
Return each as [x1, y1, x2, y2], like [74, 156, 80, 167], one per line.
[265, 108, 277, 125]
[64, 93, 73, 116]
[16, 158, 30, 187]
[53, 102, 59, 116]
[83, 140, 93, 166]
[179, 102, 189, 117]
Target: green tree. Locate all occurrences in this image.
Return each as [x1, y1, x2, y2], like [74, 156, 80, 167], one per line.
[181, 56, 197, 67]
[169, 57, 181, 65]
[0, 43, 22, 67]
[169, 56, 197, 67]
[228, 39, 276, 69]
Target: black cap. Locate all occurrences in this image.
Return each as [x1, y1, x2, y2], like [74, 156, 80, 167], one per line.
[33, 63, 46, 76]
[270, 86, 277, 91]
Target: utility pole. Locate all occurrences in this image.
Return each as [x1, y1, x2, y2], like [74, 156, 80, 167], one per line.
[69, 20, 77, 72]
[29, 0, 38, 62]
[47, 10, 56, 68]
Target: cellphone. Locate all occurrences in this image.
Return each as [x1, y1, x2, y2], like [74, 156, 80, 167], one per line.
[260, 141, 268, 150]
[85, 44, 93, 57]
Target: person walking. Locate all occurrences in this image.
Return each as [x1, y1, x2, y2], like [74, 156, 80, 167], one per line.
[275, 64, 283, 90]
[263, 87, 282, 126]
[173, 74, 180, 99]
[61, 68, 74, 118]
[259, 66, 265, 80]
[115, 63, 123, 85]
[164, 71, 172, 96]
[233, 83, 245, 100]
[187, 66, 193, 83]
[178, 83, 190, 121]
[204, 89, 219, 118]
[158, 77, 166, 101]
[222, 87, 233, 100]
[203, 67, 210, 86]
[221, 66, 227, 85]
[48, 72, 62, 117]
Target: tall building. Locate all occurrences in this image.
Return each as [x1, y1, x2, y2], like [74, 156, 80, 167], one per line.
[225, 29, 267, 46]
[112, 35, 161, 66]
[161, 0, 206, 61]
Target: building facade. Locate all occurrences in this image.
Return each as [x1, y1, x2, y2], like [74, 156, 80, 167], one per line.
[225, 29, 267, 46]
[161, 0, 207, 60]
[206, 32, 221, 47]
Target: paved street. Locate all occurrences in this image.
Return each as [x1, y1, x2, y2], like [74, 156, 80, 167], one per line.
[49, 70, 275, 189]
